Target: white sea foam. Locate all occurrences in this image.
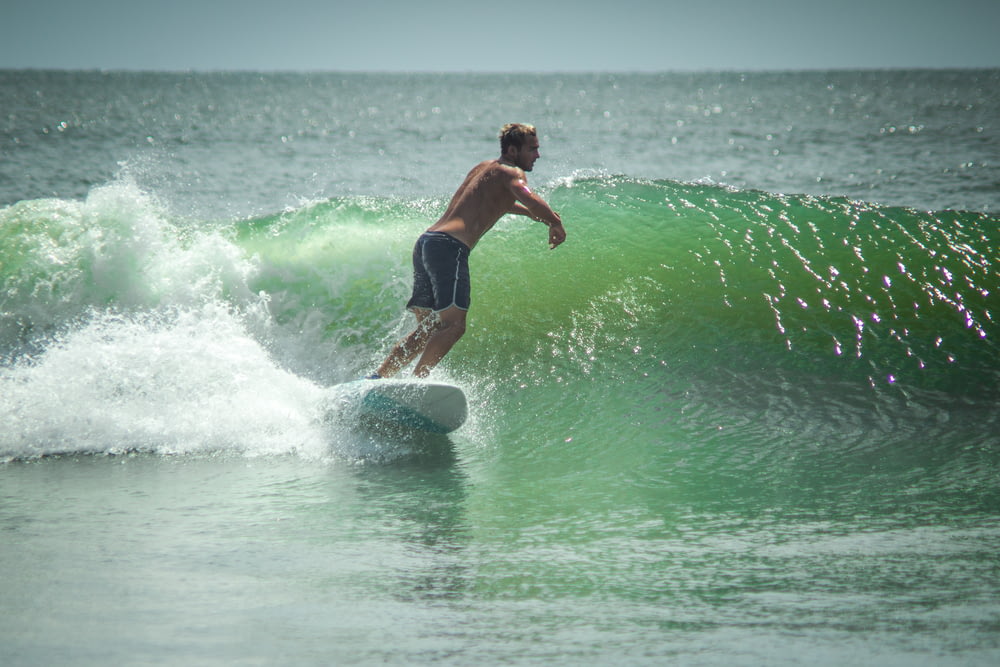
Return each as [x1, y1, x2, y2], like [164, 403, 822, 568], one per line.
[0, 305, 332, 460]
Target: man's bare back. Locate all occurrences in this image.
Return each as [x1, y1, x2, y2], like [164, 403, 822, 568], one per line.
[428, 159, 563, 250]
[427, 130, 565, 250]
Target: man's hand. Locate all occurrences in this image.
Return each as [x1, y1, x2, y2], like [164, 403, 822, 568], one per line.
[548, 221, 566, 249]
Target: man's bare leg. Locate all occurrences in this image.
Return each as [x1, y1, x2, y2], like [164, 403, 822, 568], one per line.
[413, 306, 467, 378]
[374, 309, 436, 378]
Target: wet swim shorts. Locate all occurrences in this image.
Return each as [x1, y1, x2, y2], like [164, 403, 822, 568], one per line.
[406, 231, 471, 312]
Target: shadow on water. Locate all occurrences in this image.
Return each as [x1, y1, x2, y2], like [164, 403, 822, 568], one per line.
[342, 429, 474, 605]
[329, 418, 461, 466]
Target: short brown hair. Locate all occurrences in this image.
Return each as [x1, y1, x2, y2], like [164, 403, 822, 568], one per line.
[499, 123, 537, 153]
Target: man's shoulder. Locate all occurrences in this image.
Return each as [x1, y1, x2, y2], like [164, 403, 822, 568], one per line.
[472, 159, 505, 172]
[467, 159, 523, 183]
[490, 159, 528, 181]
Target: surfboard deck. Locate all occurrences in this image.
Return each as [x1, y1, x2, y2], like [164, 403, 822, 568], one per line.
[324, 379, 468, 434]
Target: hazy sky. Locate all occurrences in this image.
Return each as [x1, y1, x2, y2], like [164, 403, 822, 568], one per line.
[4, 0, 999, 72]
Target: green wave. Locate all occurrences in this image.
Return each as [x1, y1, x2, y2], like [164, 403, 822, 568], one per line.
[3, 177, 997, 469]
[233, 177, 997, 395]
[218, 176, 1000, 483]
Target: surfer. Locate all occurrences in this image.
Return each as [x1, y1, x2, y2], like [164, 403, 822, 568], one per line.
[369, 123, 565, 379]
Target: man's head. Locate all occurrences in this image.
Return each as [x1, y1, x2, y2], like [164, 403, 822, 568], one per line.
[499, 123, 540, 171]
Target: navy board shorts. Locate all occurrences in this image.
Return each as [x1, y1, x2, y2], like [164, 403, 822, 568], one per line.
[406, 231, 471, 313]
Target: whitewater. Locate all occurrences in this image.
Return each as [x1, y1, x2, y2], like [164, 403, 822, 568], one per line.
[2, 70, 998, 665]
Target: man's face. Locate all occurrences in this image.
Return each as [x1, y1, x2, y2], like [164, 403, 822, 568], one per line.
[512, 135, 541, 171]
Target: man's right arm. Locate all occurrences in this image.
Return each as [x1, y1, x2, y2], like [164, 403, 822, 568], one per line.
[509, 179, 561, 227]
[507, 178, 566, 249]
[511, 179, 566, 249]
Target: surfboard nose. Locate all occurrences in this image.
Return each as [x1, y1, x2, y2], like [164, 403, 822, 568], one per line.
[325, 380, 468, 434]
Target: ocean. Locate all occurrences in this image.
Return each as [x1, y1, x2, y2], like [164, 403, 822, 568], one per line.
[2, 70, 999, 665]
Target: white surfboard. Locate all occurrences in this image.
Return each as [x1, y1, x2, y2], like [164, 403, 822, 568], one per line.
[324, 379, 468, 434]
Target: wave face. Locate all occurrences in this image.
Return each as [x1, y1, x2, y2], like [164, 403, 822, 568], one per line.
[2, 176, 998, 500]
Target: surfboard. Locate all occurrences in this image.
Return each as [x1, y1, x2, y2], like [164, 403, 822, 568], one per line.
[324, 379, 468, 434]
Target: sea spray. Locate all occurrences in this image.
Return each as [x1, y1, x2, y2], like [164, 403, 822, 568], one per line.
[0, 179, 260, 349]
[0, 305, 333, 460]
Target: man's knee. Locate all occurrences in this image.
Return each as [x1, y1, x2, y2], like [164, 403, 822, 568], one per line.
[439, 318, 466, 340]
[436, 310, 467, 340]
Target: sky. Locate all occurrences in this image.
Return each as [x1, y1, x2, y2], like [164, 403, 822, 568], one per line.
[3, 0, 999, 72]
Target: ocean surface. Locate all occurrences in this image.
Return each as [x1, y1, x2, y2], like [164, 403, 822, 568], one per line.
[2, 70, 999, 665]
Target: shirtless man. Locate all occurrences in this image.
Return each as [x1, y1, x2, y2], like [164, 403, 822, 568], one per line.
[369, 123, 565, 379]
